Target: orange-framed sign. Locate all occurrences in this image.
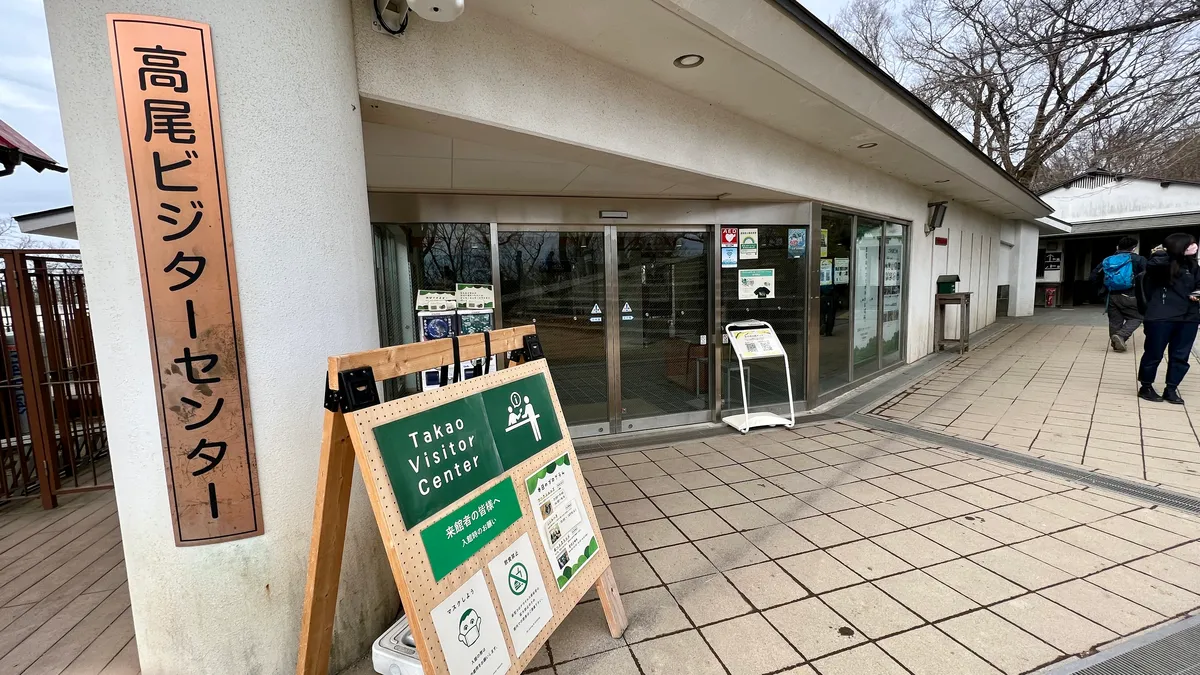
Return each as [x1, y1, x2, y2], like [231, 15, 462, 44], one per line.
[108, 15, 263, 545]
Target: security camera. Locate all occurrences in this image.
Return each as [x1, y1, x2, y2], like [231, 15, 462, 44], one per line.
[409, 0, 464, 21]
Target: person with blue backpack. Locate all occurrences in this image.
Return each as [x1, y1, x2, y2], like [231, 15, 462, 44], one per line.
[1090, 236, 1146, 352]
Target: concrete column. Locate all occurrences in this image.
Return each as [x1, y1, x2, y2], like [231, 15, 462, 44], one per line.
[1010, 222, 1041, 316]
[44, 1, 394, 672]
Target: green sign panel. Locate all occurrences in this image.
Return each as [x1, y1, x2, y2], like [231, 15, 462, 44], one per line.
[372, 373, 563, 530]
[421, 478, 522, 581]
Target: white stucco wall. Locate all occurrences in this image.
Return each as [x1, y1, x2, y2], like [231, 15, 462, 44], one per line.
[1042, 178, 1200, 222]
[43, 1, 395, 673]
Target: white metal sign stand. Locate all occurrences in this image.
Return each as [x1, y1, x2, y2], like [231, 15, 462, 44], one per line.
[722, 320, 796, 434]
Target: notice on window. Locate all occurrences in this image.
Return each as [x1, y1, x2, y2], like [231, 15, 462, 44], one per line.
[526, 454, 598, 590]
[721, 246, 738, 268]
[820, 259, 833, 286]
[834, 258, 850, 284]
[456, 283, 495, 309]
[821, 229, 829, 257]
[738, 269, 775, 300]
[729, 327, 786, 360]
[787, 229, 806, 258]
[431, 570, 510, 675]
[739, 228, 759, 260]
[487, 533, 552, 657]
[417, 289, 458, 311]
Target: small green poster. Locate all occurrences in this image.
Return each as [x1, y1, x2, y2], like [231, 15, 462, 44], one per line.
[421, 478, 522, 581]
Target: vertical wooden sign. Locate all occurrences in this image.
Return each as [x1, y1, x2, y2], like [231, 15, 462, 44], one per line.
[108, 15, 263, 545]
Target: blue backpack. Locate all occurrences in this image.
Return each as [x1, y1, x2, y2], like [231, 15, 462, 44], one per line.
[1101, 253, 1134, 291]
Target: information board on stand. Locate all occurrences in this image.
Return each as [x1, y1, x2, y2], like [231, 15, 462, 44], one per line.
[722, 320, 796, 434]
[296, 326, 626, 675]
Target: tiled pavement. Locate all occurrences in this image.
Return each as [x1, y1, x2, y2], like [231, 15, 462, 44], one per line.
[0, 490, 136, 675]
[869, 321, 1200, 493]
[533, 420, 1200, 675]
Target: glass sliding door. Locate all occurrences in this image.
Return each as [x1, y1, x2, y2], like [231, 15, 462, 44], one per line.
[882, 222, 905, 365]
[852, 218, 883, 378]
[498, 228, 609, 429]
[617, 231, 710, 428]
[818, 212, 853, 393]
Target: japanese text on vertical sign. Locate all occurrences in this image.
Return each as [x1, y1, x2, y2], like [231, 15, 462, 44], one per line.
[108, 15, 263, 546]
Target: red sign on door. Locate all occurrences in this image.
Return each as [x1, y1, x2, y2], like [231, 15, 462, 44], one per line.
[721, 227, 738, 245]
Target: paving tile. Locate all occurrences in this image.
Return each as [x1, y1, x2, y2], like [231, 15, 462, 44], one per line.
[655, 457, 703, 474]
[609, 499, 665, 525]
[1090, 515, 1188, 550]
[611, 553, 661, 591]
[634, 476, 687, 497]
[711, 465, 759, 484]
[869, 499, 942, 527]
[625, 519, 687, 551]
[643, 543, 717, 584]
[622, 462, 667, 480]
[1040, 580, 1164, 635]
[715, 503, 779, 531]
[831, 507, 904, 537]
[695, 533, 769, 571]
[944, 484, 1016, 509]
[788, 515, 861, 548]
[725, 561, 808, 609]
[1127, 553, 1200, 594]
[610, 451, 652, 466]
[872, 530, 957, 567]
[796, 489, 862, 513]
[764, 597, 866, 659]
[904, 468, 968, 490]
[937, 609, 1061, 674]
[669, 573, 752, 626]
[777, 550, 864, 594]
[650, 491, 707, 517]
[992, 594, 1117, 654]
[1166, 541, 1200, 565]
[955, 512, 1040, 544]
[743, 458, 794, 478]
[702, 613, 803, 675]
[992, 503, 1078, 534]
[821, 582, 922, 638]
[907, 491, 978, 518]
[811, 643, 908, 675]
[926, 559, 1025, 605]
[618, 587, 691, 644]
[757, 495, 819, 522]
[1051, 525, 1152, 563]
[969, 547, 1074, 590]
[595, 482, 645, 504]
[974, 476, 1050, 501]
[874, 570, 978, 622]
[1123, 508, 1200, 539]
[594, 505, 617, 528]
[601, 527, 636, 557]
[827, 540, 912, 580]
[692, 452, 738, 470]
[730, 479, 788, 502]
[630, 630, 724, 675]
[675, 470, 723, 490]
[770, 472, 826, 494]
[879, 625, 1001, 675]
[670, 510, 736, 540]
[587, 467, 631, 486]
[1011, 536, 1112, 576]
[867, 475, 931, 498]
[744, 523, 815, 558]
[1026, 493, 1113, 524]
[777, 454, 827, 472]
[548, 600, 627, 662]
[694, 486, 748, 509]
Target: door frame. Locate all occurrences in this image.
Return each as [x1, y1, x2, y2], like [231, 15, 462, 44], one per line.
[494, 223, 712, 438]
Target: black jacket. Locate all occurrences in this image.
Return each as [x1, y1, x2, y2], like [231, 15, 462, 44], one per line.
[1142, 251, 1200, 323]
[1089, 252, 1146, 296]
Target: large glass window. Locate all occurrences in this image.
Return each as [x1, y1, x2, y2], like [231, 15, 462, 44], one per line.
[852, 218, 883, 378]
[882, 223, 905, 365]
[721, 225, 807, 410]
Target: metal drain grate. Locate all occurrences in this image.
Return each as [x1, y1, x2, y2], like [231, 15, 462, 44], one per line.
[851, 414, 1200, 517]
[1046, 615, 1200, 674]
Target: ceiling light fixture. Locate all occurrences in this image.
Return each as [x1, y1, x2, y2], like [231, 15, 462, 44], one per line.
[934, 179, 950, 184]
[673, 54, 704, 68]
[857, 142, 878, 149]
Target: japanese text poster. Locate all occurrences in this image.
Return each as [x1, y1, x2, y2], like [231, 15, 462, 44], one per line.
[431, 570, 510, 675]
[525, 454, 598, 590]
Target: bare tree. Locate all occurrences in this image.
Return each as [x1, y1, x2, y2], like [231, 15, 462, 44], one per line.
[835, 0, 1200, 188]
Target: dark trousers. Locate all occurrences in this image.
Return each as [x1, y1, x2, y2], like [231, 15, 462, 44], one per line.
[820, 296, 836, 335]
[1107, 293, 1142, 340]
[1139, 321, 1199, 387]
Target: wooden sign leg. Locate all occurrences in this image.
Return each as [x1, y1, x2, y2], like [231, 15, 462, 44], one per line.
[594, 565, 628, 638]
[296, 410, 357, 675]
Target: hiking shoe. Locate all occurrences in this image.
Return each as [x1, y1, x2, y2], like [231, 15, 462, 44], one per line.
[1110, 334, 1126, 352]
[1139, 384, 1163, 402]
[1164, 387, 1186, 405]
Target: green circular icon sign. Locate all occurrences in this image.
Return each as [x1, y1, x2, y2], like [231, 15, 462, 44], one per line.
[508, 562, 529, 596]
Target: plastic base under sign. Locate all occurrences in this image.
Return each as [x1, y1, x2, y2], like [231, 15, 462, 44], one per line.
[721, 411, 794, 434]
[373, 615, 423, 675]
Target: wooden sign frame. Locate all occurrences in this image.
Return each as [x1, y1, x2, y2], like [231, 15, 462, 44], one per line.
[297, 326, 627, 675]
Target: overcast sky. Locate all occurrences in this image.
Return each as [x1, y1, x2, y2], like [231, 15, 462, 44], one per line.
[0, 0, 847, 224]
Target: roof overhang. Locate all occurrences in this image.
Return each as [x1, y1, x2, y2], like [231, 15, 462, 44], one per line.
[0, 119, 66, 177]
[1040, 211, 1200, 239]
[469, 0, 1051, 220]
[14, 206, 77, 240]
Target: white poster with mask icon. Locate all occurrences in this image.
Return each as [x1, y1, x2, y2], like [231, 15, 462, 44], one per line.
[431, 570, 510, 675]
